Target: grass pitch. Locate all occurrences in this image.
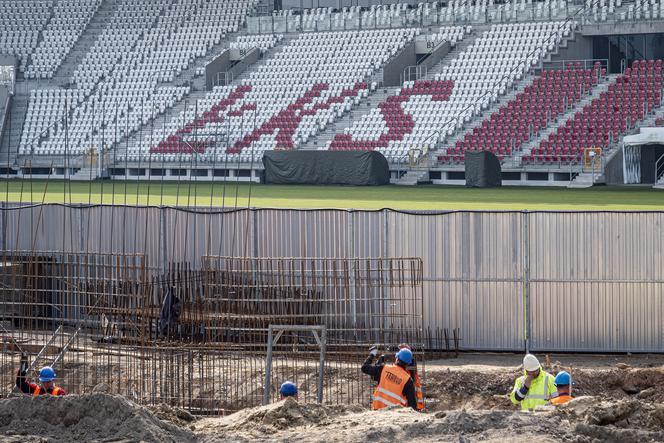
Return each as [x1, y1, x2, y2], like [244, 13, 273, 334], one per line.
[0, 180, 662, 210]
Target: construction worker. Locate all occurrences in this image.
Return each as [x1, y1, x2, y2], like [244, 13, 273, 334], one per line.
[509, 354, 555, 411]
[16, 354, 66, 396]
[549, 371, 573, 405]
[398, 343, 424, 411]
[362, 346, 418, 410]
[279, 381, 298, 400]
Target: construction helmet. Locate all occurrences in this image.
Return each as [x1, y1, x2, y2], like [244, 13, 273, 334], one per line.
[554, 371, 572, 386]
[398, 343, 412, 351]
[396, 348, 413, 365]
[39, 366, 56, 382]
[279, 381, 298, 397]
[523, 354, 540, 372]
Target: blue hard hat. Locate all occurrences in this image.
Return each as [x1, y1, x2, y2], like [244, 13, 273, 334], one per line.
[279, 381, 298, 397]
[554, 371, 572, 386]
[396, 348, 413, 365]
[39, 366, 56, 382]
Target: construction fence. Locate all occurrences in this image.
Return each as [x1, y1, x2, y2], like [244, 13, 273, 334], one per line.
[1, 205, 663, 354]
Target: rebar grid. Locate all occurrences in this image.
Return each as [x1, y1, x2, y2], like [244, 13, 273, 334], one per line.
[1, 252, 424, 414]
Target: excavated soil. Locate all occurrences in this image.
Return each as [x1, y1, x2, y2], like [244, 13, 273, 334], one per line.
[0, 355, 662, 442]
[195, 395, 664, 442]
[0, 393, 195, 442]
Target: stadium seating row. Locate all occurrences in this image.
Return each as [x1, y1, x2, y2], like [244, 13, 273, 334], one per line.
[523, 59, 664, 164]
[439, 63, 607, 163]
[20, 0, 255, 156]
[327, 21, 573, 158]
[136, 29, 416, 163]
[25, 0, 102, 79]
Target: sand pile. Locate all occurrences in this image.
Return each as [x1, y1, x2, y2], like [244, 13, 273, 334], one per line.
[0, 393, 195, 443]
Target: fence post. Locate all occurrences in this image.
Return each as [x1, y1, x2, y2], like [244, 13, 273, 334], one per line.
[523, 210, 531, 353]
[263, 325, 274, 406]
[78, 206, 85, 254]
[317, 326, 326, 404]
[160, 207, 168, 273]
[382, 209, 389, 342]
[348, 210, 357, 331]
[0, 201, 5, 251]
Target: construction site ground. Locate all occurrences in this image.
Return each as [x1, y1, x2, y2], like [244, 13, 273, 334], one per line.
[1, 353, 663, 442]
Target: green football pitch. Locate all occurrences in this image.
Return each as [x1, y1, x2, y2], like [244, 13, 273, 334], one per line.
[0, 180, 662, 210]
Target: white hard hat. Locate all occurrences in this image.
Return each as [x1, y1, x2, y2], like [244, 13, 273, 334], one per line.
[523, 354, 540, 371]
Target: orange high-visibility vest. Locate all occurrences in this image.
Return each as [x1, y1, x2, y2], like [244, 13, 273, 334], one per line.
[372, 364, 409, 410]
[550, 394, 572, 405]
[33, 386, 65, 396]
[413, 372, 424, 410]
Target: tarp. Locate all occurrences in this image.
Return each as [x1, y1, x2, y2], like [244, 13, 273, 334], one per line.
[623, 127, 664, 146]
[263, 150, 390, 185]
[464, 151, 502, 188]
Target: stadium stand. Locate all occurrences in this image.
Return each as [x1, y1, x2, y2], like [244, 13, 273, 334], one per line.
[25, 0, 102, 79]
[326, 21, 574, 159]
[1, 0, 664, 186]
[144, 28, 416, 163]
[19, 0, 255, 156]
[523, 60, 663, 164]
[0, 0, 53, 74]
[438, 62, 607, 163]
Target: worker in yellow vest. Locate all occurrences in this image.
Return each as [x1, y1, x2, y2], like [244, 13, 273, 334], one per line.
[510, 354, 555, 411]
[398, 343, 424, 411]
[362, 347, 418, 410]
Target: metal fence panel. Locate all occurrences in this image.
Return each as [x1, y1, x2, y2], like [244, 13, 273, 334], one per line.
[388, 211, 525, 351]
[2, 204, 663, 353]
[529, 212, 664, 352]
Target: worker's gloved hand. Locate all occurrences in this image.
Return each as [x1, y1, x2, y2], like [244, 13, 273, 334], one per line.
[524, 374, 535, 388]
[369, 346, 378, 357]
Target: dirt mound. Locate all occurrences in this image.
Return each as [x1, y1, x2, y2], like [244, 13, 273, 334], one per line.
[0, 393, 195, 443]
[196, 397, 364, 440]
[424, 366, 664, 411]
[196, 396, 664, 443]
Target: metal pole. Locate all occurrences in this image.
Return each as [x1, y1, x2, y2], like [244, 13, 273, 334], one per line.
[523, 210, 531, 353]
[263, 326, 274, 405]
[317, 326, 326, 404]
[0, 201, 5, 251]
[348, 211, 357, 331]
[160, 207, 168, 273]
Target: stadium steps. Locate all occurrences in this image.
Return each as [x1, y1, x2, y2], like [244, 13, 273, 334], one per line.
[70, 166, 99, 181]
[567, 171, 597, 188]
[0, 91, 30, 163]
[510, 73, 618, 165]
[391, 168, 429, 186]
[297, 28, 478, 151]
[52, 0, 120, 87]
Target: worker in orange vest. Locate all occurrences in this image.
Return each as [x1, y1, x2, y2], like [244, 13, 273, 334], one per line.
[362, 346, 417, 410]
[16, 353, 66, 396]
[398, 343, 424, 411]
[549, 371, 573, 405]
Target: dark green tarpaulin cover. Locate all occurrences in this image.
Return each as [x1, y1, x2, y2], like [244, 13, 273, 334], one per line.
[263, 151, 390, 185]
[464, 151, 502, 188]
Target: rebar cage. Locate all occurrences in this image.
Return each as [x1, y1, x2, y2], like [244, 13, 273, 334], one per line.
[0, 252, 424, 414]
